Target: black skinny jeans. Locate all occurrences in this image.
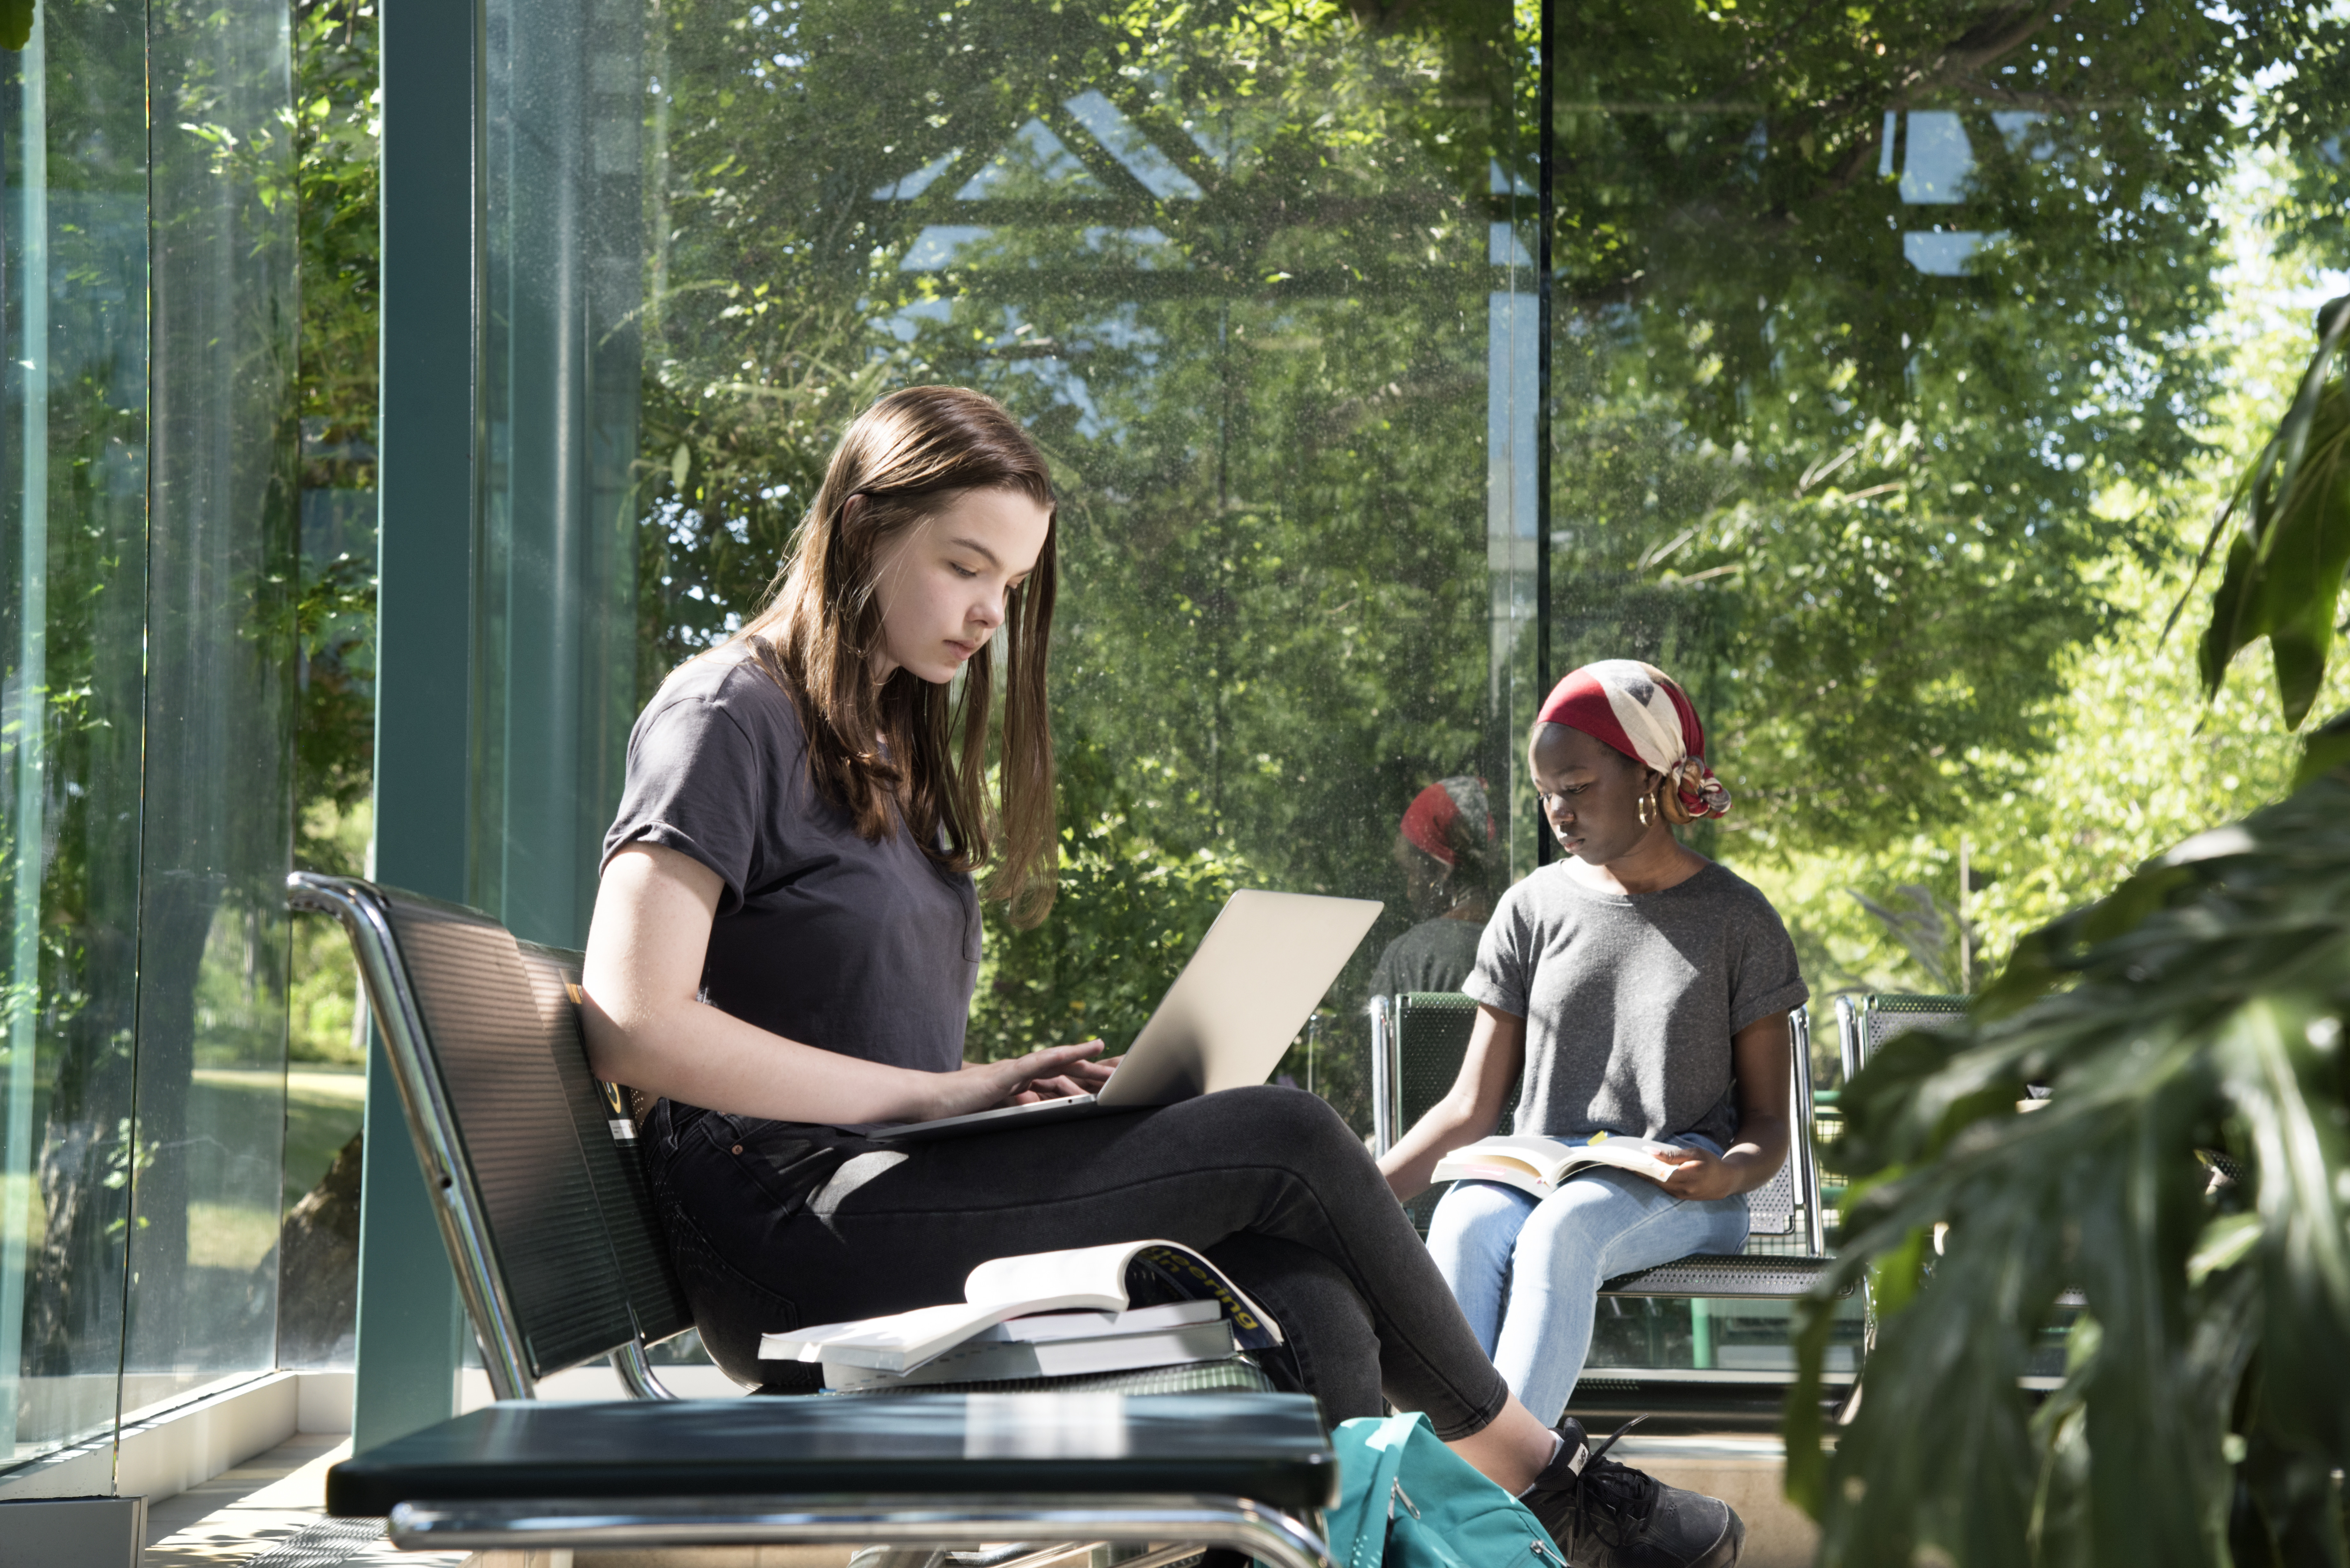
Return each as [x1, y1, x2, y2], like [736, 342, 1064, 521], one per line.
[646, 1084, 1511, 1437]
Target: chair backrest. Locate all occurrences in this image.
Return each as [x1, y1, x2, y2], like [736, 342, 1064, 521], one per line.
[1375, 990, 1824, 1257]
[513, 939, 696, 1349]
[1834, 993, 1969, 1082]
[1744, 1007, 1822, 1254]
[1369, 991, 1505, 1155]
[288, 872, 691, 1397]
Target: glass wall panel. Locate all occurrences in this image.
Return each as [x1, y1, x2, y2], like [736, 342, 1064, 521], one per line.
[1, 2, 153, 1469]
[124, 0, 300, 1410]
[281, 0, 383, 1372]
[1549, 3, 2339, 1376]
[633, 0, 1536, 1130]
[0, 0, 297, 1476]
[477, 0, 644, 951]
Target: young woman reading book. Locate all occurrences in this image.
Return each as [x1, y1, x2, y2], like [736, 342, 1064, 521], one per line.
[1377, 660, 1809, 1434]
[580, 389, 1744, 1568]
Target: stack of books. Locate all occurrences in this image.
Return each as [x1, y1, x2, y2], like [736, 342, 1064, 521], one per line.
[761, 1238, 1283, 1392]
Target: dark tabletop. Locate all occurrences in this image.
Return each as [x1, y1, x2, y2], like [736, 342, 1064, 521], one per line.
[327, 1392, 1336, 1517]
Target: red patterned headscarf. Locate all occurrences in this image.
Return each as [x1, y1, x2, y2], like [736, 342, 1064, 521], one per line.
[1399, 776, 1494, 868]
[1534, 660, 1732, 821]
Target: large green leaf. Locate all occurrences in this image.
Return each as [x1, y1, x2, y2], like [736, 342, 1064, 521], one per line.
[2184, 296, 2350, 726]
[0, 0, 31, 53]
[1790, 773, 2350, 1567]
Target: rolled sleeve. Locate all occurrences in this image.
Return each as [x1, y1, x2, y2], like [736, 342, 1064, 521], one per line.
[1728, 976, 1811, 1036]
[1726, 909, 1810, 1035]
[603, 699, 766, 915]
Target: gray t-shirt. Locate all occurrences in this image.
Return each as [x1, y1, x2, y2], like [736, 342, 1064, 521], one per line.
[601, 650, 981, 1074]
[1463, 860, 1807, 1148]
[1368, 915, 1488, 1003]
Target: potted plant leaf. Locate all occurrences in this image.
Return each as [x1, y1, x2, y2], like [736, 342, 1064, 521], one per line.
[1788, 300, 2350, 1567]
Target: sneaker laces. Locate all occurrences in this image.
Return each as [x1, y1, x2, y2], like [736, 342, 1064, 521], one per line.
[1565, 1415, 1660, 1553]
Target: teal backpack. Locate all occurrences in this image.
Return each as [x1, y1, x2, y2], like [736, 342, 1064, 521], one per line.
[1325, 1412, 1568, 1568]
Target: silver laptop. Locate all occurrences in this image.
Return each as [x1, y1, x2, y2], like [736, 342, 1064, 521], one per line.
[875, 888, 1383, 1142]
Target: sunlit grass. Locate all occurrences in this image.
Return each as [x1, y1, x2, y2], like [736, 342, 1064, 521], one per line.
[187, 1067, 366, 1210]
[186, 1201, 278, 1271]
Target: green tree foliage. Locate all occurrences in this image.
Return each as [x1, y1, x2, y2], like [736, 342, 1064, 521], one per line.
[293, 0, 378, 466]
[1757, 216, 2350, 996]
[968, 739, 1256, 1056]
[288, 1, 378, 1064]
[1552, 0, 2317, 851]
[643, 0, 1526, 1075]
[291, 0, 377, 868]
[1531, 1, 2350, 1006]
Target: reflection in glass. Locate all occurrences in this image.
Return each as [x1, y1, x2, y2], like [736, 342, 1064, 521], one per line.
[2, 0, 153, 1466]
[481, 0, 2343, 1394]
[1538, 7, 2344, 1382]
[475, 0, 644, 952]
[1, 0, 297, 1472]
[635, 0, 1538, 1134]
[1, 2, 151, 1463]
[1549, 3, 2346, 1011]
[117, 0, 299, 1410]
[0, 9, 46, 1466]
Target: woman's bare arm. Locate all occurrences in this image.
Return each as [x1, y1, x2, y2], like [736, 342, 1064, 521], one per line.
[581, 843, 1101, 1124]
[1375, 1004, 1527, 1202]
[1656, 1011, 1794, 1202]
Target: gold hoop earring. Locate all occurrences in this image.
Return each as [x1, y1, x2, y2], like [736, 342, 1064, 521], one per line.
[1637, 790, 1655, 828]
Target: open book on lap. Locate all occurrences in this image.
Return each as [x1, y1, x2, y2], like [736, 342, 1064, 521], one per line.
[1431, 1132, 1684, 1197]
[760, 1238, 1283, 1388]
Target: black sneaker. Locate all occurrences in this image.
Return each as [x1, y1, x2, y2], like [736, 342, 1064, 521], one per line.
[1522, 1416, 1745, 1568]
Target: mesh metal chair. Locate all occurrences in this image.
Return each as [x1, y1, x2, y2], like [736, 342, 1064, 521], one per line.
[1832, 993, 1969, 1082]
[291, 872, 1333, 1566]
[1823, 995, 1970, 1233]
[1369, 992, 1841, 1299]
[1829, 992, 2097, 1319]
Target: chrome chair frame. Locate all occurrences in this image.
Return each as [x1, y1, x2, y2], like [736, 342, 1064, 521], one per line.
[288, 872, 547, 1401]
[387, 1494, 1329, 1568]
[1832, 992, 1970, 1082]
[291, 871, 1335, 1565]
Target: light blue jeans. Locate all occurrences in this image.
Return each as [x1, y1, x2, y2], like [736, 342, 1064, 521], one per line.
[1425, 1134, 1750, 1425]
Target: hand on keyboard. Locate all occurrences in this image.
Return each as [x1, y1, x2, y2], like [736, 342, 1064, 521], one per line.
[999, 1039, 1114, 1105]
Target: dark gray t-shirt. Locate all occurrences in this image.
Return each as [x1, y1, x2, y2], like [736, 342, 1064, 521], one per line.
[1463, 860, 1807, 1148]
[602, 651, 982, 1073]
[1368, 915, 1487, 1003]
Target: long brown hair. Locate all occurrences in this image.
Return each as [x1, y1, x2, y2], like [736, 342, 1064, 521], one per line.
[735, 386, 1058, 926]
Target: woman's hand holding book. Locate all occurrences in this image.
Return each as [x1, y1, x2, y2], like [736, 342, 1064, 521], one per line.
[1651, 1143, 1741, 1201]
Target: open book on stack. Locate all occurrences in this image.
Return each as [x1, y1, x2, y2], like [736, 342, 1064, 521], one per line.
[1431, 1132, 1686, 1198]
[760, 1238, 1283, 1391]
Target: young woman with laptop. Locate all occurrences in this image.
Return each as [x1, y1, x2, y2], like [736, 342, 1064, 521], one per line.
[581, 388, 1746, 1568]
[1377, 660, 1809, 1441]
